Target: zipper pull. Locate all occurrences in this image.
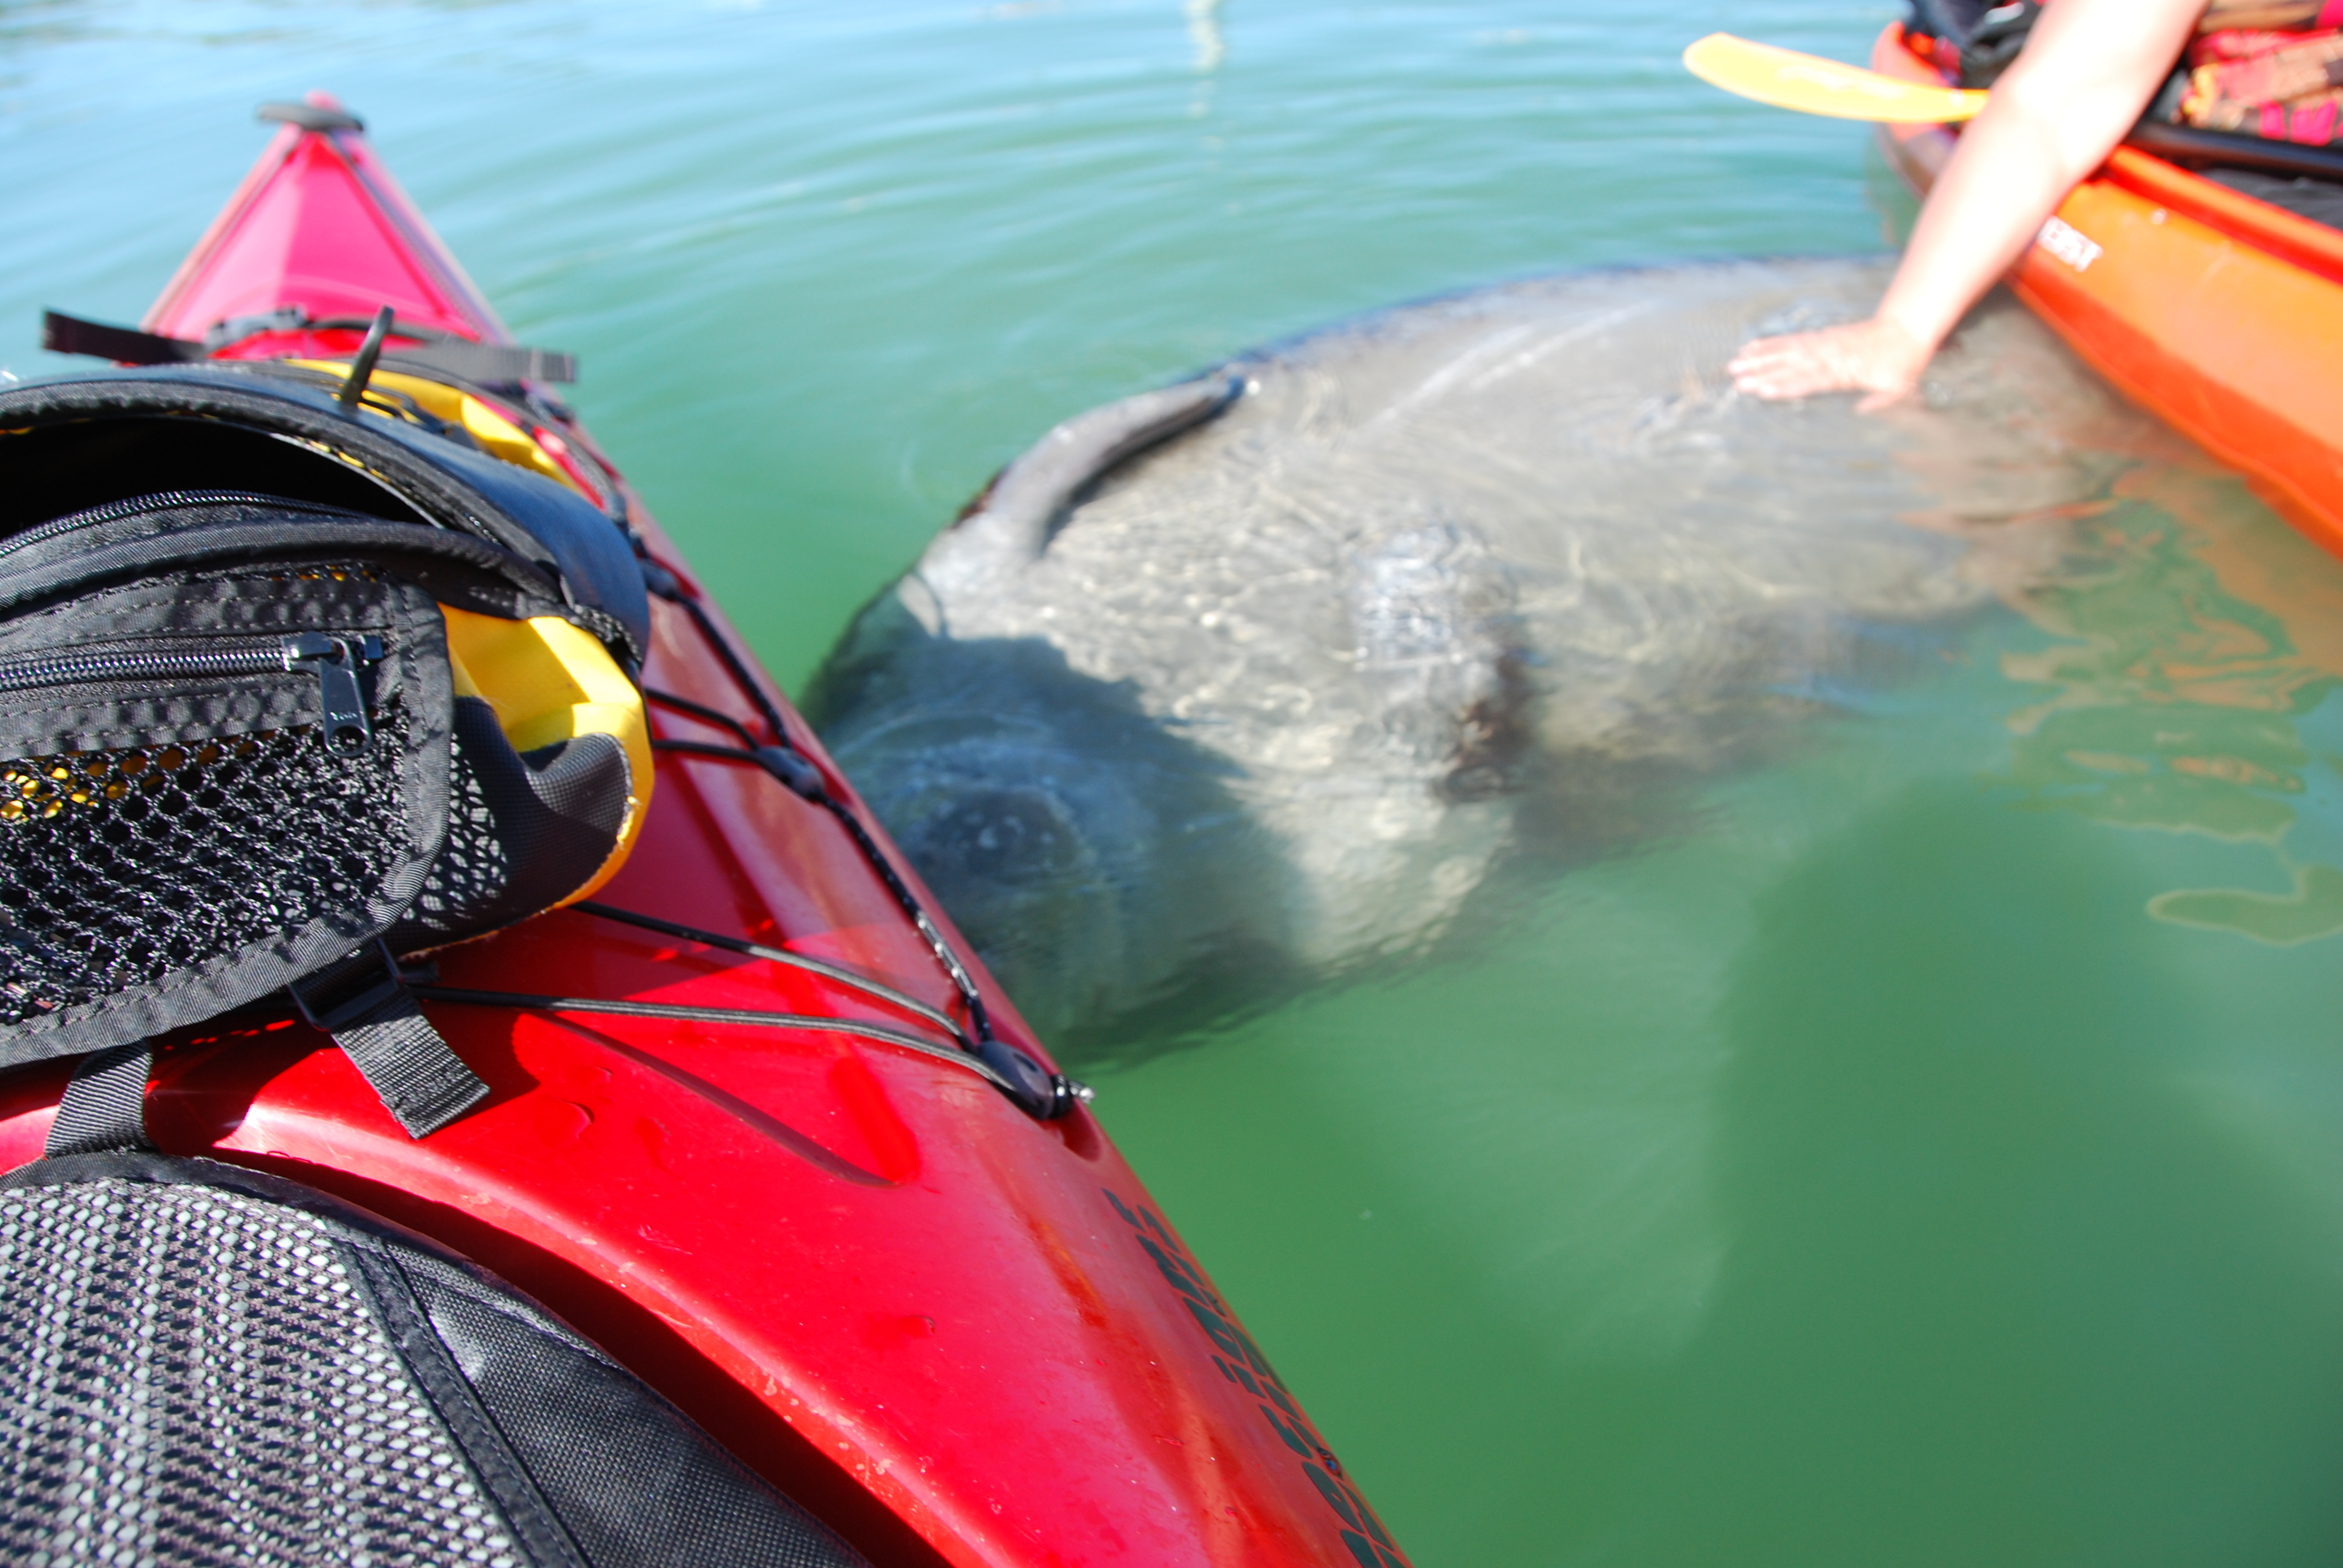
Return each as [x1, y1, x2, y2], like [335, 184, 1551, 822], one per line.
[283, 633, 381, 757]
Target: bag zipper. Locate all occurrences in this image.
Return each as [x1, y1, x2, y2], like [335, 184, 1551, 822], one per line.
[0, 632, 385, 756]
[0, 490, 371, 563]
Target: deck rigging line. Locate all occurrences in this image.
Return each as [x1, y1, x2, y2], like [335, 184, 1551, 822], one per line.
[572, 900, 965, 1042]
[628, 569, 1084, 1118]
[411, 985, 1021, 1096]
[636, 656, 1001, 1049]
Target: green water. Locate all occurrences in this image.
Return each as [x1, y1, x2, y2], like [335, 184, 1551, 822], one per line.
[7, 4, 2343, 1563]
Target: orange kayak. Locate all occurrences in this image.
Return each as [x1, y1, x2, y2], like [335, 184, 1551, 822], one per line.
[1872, 22, 2343, 560]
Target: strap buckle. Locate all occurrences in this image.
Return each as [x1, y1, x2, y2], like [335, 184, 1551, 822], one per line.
[289, 943, 483, 1141]
[290, 940, 432, 1034]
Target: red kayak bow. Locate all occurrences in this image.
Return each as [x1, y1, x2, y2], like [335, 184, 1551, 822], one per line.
[5, 93, 1407, 1568]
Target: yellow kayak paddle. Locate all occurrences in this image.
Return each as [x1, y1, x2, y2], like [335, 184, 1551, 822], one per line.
[1682, 33, 1988, 123]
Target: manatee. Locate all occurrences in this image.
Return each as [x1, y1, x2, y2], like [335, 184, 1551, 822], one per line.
[802, 258, 2153, 1056]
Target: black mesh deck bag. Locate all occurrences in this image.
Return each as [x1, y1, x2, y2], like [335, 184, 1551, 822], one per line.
[0, 367, 871, 1567]
[0, 1147, 868, 1567]
[0, 364, 655, 1139]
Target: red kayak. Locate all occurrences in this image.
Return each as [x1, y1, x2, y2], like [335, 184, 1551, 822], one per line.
[2, 96, 1407, 1568]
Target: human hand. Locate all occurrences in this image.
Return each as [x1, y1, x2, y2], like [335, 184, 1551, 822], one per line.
[1727, 315, 1932, 411]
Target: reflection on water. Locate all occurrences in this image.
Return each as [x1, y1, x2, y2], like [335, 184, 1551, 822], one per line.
[1995, 459, 2343, 942]
[1185, 0, 1225, 73]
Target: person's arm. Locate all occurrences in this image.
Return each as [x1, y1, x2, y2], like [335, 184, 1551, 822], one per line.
[1728, 0, 2205, 409]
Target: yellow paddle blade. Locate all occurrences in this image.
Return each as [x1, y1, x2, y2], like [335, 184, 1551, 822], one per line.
[1682, 33, 1988, 123]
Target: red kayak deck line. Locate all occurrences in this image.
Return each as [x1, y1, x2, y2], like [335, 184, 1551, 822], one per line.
[0, 99, 1409, 1568]
[1873, 23, 2343, 561]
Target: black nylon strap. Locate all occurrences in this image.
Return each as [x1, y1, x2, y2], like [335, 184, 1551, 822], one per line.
[298, 315, 578, 384]
[333, 996, 491, 1139]
[44, 1041, 157, 1157]
[293, 949, 490, 1139]
[384, 342, 578, 386]
[40, 307, 576, 384]
[40, 311, 203, 367]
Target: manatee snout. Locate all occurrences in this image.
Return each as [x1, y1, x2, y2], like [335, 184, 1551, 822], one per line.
[805, 630, 1277, 1045]
[847, 742, 1127, 1041]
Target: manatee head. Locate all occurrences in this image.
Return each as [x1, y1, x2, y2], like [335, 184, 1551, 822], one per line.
[801, 591, 1287, 1050]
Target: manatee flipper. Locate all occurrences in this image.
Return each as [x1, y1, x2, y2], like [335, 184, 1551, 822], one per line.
[916, 374, 1241, 602]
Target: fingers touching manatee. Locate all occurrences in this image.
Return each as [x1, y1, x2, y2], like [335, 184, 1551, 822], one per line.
[806, 259, 2155, 1057]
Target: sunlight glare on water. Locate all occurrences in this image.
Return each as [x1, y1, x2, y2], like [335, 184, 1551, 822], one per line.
[5, 3, 2343, 1563]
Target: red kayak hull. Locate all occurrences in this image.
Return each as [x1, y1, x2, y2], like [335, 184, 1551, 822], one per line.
[5, 97, 1406, 1568]
[1873, 24, 2343, 561]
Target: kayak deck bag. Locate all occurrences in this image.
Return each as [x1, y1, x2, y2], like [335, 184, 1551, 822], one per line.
[0, 367, 873, 1566]
[0, 1148, 867, 1567]
[0, 364, 654, 1137]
